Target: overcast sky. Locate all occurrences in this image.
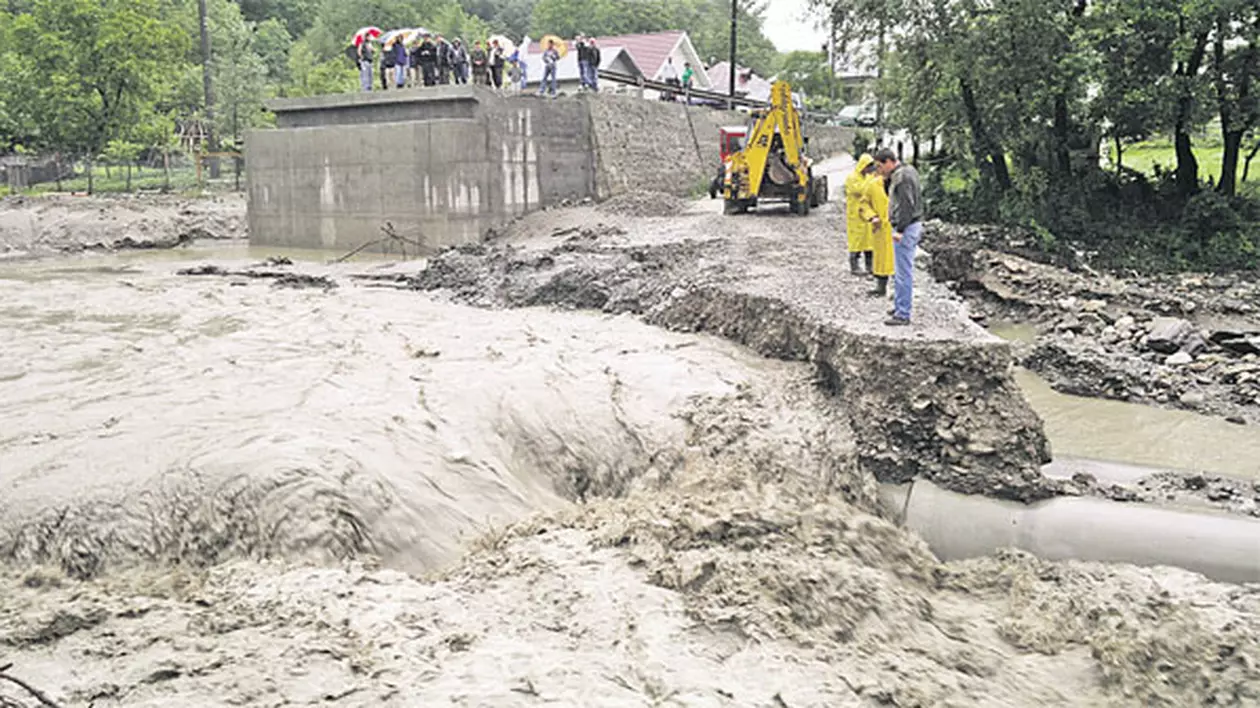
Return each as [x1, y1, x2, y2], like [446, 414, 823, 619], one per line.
[761, 0, 828, 53]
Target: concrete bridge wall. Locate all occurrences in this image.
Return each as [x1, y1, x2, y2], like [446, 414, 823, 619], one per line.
[246, 86, 853, 253]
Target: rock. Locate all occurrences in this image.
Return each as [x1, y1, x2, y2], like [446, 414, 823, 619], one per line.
[1179, 390, 1206, 405]
[1056, 315, 1084, 333]
[1216, 335, 1260, 357]
[1166, 351, 1194, 366]
[1115, 315, 1136, 332]
[1056, 297, 1079, 311]
[1227, 416, 1247, 425]
[1145, 317, 1196, 355]
[1081, 299, 1108, 313]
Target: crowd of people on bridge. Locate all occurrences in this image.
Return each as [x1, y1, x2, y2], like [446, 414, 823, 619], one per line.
[350, 30, 608, 98]
[352, 32, 513, 91]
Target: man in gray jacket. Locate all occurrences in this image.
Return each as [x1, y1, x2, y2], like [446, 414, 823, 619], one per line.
[874, 148, 923, 326]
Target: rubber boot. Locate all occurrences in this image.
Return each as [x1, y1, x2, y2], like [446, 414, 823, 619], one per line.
[869, 276, 888, 298]
[849, 253, 862, 274]
[863, 251, 874, 274]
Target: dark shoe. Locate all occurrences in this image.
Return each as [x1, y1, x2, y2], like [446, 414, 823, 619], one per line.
[863, 251, 874, 273]
[885, 317, 911, 327]
[849, 253, 862, 274]
[868, 276, 888, 297]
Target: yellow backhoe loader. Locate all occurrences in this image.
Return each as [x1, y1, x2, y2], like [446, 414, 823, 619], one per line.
[722, 80, 828, 215]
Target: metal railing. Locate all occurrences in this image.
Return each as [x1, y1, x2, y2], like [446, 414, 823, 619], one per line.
[595, 69, 833, 123]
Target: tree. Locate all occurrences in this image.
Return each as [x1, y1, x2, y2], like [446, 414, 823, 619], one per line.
[1089, 0, 1179, 173]
[237, 0, 318, 37]
[12, 0, 188, 161]
[779, 50, 833, 103]
[1208, 0, 1259, 196]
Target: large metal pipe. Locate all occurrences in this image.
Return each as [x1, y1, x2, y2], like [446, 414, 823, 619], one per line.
[880, 480, 1260, 585]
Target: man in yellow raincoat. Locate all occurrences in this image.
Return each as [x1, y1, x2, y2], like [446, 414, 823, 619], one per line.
[862, 158, 895, 298]
[844, 154, 876, 274]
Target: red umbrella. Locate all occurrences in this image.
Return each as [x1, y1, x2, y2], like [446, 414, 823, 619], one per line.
[353, 26, 383, 46]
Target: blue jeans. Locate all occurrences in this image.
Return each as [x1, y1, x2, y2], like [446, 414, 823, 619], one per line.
[540, 65, 557, 95]
[893, 221, 923, 320]
[583, 62, 598, 91]
[395, 63, 406, 87]
[359, 61, 373, 91]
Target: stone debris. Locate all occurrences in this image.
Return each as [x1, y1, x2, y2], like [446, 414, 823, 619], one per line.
[595, 190, 689, 218]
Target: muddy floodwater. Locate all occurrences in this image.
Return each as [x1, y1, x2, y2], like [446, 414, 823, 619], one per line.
[2, 213, 1258, 706]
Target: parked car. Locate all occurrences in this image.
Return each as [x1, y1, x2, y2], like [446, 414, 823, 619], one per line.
[836, 104, 878, 127]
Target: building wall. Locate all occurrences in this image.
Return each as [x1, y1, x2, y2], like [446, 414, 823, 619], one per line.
[247, 87, 851, 253]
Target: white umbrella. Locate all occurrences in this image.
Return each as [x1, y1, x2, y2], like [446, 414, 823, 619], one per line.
[488, 34, 515, 55]
[379, 29, 414, 46]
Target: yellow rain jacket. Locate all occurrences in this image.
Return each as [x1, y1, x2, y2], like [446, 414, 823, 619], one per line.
[865, 171, 895, 277]
[844, 154, 876, 253]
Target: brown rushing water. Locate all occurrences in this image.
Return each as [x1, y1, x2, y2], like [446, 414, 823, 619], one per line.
[0, 246, 830, 576]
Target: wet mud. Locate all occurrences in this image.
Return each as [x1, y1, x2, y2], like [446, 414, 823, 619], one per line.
[2, 169, 1258, 706]
[411, 192, 1054, 502]
[931, 223, 1260, 426]
[0, 194, 247, 260]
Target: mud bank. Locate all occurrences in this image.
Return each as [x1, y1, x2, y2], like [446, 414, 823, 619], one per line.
[931, 222, 1260, 426]
[410, 195, 1053, 501]
[2, 488, 1258, 707]
[0, 194, 247, 259]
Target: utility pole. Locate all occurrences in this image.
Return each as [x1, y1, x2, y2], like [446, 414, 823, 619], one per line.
[828, 15, 837, 108]
[198, 0, 220, 179]
[728, 0, 737, 108]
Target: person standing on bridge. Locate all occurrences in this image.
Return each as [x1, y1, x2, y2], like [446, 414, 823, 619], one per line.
[584, 38, 601, 92]
[451, 39, 469, 84]
[874, 148, 923, 326]
[356, 40, 375, 93]
[436, 35, 453, 85]
[844, 152, 875, 275]
[471, 41, 490, 86]
[490, 40, 506, 90]
[380, 38, 396, 90]
[575, 35, 590, 91]
[417, 33, 439, 87]
[539, 39, 560, 97]
[391, 36, 409, 89]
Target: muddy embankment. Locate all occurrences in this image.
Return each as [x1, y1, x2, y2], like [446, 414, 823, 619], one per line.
[929, 221, 1260, 426]
[0, 193, 247, 259]
[1, 178, 1258, 706]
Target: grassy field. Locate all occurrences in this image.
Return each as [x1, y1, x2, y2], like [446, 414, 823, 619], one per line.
[1, 163, 244, 197]
[1109, 138, 1260, 194]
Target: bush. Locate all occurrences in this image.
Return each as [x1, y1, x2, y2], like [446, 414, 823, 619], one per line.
[924, 156, 1260, 273]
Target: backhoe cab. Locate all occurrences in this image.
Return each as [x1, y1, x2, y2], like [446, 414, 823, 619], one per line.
[721, 81, 828, 215]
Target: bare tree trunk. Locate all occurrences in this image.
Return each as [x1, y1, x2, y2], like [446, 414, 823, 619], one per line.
[87, 158, 94, 195]
[126, 163, 132, 192]
[199, 0, 220, 179]
[1114, 134, 1123, 175]
[960, 77, 1011, 192]
[1175, 29, 1209, 196]
[1243, 139, 1260, 182]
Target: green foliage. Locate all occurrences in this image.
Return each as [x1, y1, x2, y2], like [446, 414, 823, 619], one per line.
[807, 0, 1260, 272]
[779, 50, 834, 103]
[12, 0, 189, 155]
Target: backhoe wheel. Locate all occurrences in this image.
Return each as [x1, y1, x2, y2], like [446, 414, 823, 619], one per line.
[723, 198, 744, 215]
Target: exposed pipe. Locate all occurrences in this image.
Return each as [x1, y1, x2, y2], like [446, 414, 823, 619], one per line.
[879, 480, 1260, 585]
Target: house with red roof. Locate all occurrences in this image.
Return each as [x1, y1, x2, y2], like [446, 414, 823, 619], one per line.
[528, 30, 712, 95]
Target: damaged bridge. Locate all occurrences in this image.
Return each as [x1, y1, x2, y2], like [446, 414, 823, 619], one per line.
[245, 85, 853, 253]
